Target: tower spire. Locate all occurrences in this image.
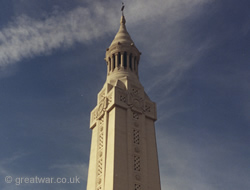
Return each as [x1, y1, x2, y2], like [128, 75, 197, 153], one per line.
[87, 10, 161, 190]
[105, 10, 141, 83]
[120, 13, 126, 25]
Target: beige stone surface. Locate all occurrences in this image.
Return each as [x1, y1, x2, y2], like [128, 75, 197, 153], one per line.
[86, 14, 161, 190]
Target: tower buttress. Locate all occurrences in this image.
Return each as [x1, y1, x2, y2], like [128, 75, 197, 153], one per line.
[87, 13, 161, 190]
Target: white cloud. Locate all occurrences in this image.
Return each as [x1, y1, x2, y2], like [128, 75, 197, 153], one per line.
[126, 0, 211, 23]
[0, 152, 30, 190]
[49, 163, 88, 181]
[158, 132, 212, 190]
[0, 0, 212, 68]
[157, 128, 250, 190]
[125, 0, 213, 98]
[0, 4, 118, 68]
[0, 152, 29, 175]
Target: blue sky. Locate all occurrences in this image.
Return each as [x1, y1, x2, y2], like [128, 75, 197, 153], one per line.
[0, 0, 249, 190]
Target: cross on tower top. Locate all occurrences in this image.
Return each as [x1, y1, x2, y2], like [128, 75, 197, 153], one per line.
[121, 2, 125, 16]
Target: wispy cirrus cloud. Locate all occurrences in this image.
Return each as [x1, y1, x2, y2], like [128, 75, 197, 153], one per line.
[0, 6, 115, 67]
[0, 151, 30, 190]
[0, 0, 212, 69]
[0, 0, 214, 125]
[0, 152, 29, 175]
[126, 0, 213, 99]
[49, 163, 88, 183]
[157, 130, 250, 190]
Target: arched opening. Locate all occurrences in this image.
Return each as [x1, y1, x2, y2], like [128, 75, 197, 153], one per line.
[124, 52, 127, 68]
[129, 54, 132, 70]
[109, 57, 111, 72]
[112, 54, 115, 70]
[118, 52, 121, 67]
[134, 57, 137, 72]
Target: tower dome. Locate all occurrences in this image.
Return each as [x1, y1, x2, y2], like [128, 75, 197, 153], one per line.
[105, 15, 141, 81]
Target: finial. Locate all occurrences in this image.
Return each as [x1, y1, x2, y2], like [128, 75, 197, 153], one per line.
[120, 2, 126, 24]
[121, 2, 125, 16]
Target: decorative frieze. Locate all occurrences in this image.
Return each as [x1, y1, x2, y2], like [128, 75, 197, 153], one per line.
[129, 86, 144, 112]
[90, 87, 114, 128]
[144, 102, 151, 113]
[98, 88, 106, 104]
[97, 158, 103, 175]
[133, 129, 140, 145]
[107, 93, 112, 105]
[132, 112, 139, 120]
[91, 83, 156, 122]
[120, 94, 126, 103]
[144, 100, 157, 120]
[134, 155, 141, 172]
[134, 183, 142, 190]
[135, 174, 141, 181]
[96, 117, 104, 190]
[97, 100, 105, 119]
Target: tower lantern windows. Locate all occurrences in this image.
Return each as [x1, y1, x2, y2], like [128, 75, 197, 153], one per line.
[134, 57, 137, 73]
[129, 53, 132, 71]
[118, 52, 121, 67]
[112, 54, 115, 71]
[123, 52, 127, 69]
[107, 52, 140, 75]
[108, 57, 111, 72]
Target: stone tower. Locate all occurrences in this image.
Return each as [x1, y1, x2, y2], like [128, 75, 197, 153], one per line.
[86, 14, 161, 190]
